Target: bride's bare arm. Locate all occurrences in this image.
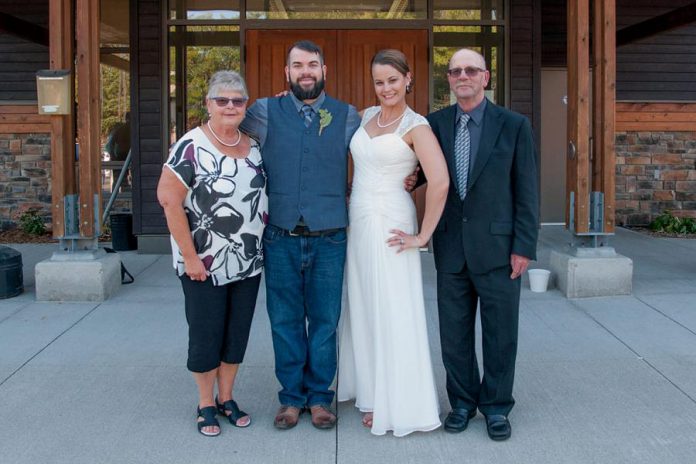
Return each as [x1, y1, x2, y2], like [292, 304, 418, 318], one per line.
[387, 125, 449, 252]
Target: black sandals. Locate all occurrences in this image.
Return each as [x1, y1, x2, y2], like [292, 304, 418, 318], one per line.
[196, 406, 221, 437]
[216, 397, 251, 428]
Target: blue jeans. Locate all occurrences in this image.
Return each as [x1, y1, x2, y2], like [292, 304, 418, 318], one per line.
[263, 224, 347, 408]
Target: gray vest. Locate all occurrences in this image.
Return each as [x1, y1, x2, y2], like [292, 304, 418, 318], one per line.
[263, 95, 350, 231]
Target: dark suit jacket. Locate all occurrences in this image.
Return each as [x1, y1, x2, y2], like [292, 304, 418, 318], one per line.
[427, 100, 539, 274]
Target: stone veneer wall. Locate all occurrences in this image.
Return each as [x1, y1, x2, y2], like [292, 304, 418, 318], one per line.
[0, 133, 52, 231]
[0, 132, 133, 232]
[615, 131, 696, 226]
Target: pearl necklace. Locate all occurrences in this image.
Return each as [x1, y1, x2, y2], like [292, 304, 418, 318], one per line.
[376, 107, 407, 128]
[207, 121, 242, 147]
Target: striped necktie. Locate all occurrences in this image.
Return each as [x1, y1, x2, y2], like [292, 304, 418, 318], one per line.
[454, 113, 471, 200]
[301, 104, 314, 127]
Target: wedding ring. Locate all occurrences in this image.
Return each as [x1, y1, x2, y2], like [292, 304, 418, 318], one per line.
[400, 238, 404, 245]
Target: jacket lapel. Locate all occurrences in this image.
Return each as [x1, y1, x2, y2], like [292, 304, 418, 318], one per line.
[468, 100, 503, 189]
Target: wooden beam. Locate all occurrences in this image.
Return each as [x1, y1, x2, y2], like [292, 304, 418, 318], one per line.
[100, 53, 130, 72]
[617, 2, 696, 47]
[567, 0, 590, 233]
[593, 0, 616, 233]
[49, 0, 75, 238]
[616, 102, 696, 113]
[0, 113, 50, 124]
[0, 105, 51, 114]
[0, 12, 49, 46]
[0, 123, 52, 133]
[616, 122, 696, 131]
[76, 0, 101, 238]
[616, 102, 696, 131]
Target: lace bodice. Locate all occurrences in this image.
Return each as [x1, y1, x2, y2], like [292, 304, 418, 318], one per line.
[350, 106, 429, 194]
[360, 106, 429, 138]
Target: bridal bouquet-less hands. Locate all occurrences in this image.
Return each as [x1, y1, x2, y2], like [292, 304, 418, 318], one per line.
[318, 109, 333, 135]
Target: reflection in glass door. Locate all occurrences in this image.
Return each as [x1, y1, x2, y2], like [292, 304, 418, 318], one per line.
[168, 26, 241, 143]
[100, 0, 132, 205]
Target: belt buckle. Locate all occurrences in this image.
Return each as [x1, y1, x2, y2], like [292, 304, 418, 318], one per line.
[288, 225, 304, 236]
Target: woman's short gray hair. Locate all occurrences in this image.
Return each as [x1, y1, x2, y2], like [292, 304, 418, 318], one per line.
[207, 71, 248, 100]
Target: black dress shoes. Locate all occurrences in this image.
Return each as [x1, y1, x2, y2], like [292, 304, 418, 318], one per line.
[484, 414, 511, 441]
[443, 408, 477, 433]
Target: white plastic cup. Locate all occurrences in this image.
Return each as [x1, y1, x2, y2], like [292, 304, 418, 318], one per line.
[528, 269, 551, 293]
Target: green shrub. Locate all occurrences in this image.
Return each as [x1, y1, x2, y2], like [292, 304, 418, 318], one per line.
[650, 211, 696, 234]
[18, 209, 47, 236]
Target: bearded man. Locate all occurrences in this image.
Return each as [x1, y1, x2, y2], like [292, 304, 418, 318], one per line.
[240, 40, 361, 430]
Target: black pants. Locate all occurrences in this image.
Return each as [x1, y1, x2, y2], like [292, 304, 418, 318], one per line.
[437, 264, 521, 416]
[180, 274, 261, 373]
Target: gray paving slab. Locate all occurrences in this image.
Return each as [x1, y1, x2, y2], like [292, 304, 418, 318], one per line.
[1, 226, 696, 464]
[632, 277, 696, 297]
[576, 296, 696, 358]
[637, 293, 696, 334]
[338, 358, 696, 464]
[130, 255, 182, 287]
[0, 365, 335, 464]
[0, 291, 33, 321]
[575, 296, 696, 401]
[27, 301, 188, 368]
[0, 301, 98, 384]
[518, 296, 635, 361]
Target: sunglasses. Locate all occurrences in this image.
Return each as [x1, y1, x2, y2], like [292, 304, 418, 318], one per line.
[447, 67, 486, 78]
[210, 97, 248, 108]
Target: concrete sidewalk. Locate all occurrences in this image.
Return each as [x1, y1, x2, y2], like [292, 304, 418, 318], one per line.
[1, 226, 695, 464]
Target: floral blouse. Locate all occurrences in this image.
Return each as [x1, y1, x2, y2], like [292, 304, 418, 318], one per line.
[165, 126, 268, 285]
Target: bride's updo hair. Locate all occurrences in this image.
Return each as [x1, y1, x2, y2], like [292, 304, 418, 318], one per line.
[370, 49, 413, 94]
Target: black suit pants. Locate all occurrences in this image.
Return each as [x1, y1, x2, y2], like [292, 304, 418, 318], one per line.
[437, 263, 521, 416]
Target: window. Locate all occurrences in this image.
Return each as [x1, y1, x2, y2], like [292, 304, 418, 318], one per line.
[431, 8, 506, 111]
[433, 0, 505, 20]
[168, 26, 241, 143]
[169, 0, 241, 20]
[101, 0, 131, 199]
[245, 0, 427, 19]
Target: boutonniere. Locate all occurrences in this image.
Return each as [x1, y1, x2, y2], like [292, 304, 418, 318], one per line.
[318, 109, 333, 136]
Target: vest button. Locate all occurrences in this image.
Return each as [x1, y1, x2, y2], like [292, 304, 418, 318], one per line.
[462, 217, 468, 223]
[304, 148, 309, 153]
[303, 167, 309, 172]
[305, 130, 310, 135]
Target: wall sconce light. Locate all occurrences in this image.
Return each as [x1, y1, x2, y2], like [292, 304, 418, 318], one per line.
[36, 70, 72, 115]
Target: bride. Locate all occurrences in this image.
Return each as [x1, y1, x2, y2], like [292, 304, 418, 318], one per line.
[338, 49, 450, 436]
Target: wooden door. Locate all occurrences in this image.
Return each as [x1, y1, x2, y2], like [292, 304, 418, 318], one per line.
[244, 29, 430, 225]
[245, 29, 428, 114]
[246, 30, 338, 103]
[336, 30, 428, 115]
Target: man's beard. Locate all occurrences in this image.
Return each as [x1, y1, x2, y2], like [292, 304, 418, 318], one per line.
[290, 75, 325, 100]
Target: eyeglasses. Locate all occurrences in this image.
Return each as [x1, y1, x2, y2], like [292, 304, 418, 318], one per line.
[446, 67, 486, 78]
[211, 97, 248, 108]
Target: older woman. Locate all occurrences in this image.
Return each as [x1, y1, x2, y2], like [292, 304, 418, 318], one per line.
[157, 71, 267, 437]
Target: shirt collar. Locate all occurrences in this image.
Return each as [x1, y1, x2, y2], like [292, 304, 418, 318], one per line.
[290, 91, 326, 114]
[456, 97, 487, 126]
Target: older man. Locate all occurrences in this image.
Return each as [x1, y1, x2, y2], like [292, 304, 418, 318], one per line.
[241, 40, 361, 430]
[426, 48, 539, 441]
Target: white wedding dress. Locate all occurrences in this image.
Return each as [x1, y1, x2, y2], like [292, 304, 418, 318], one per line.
[338, 106, 441, 437]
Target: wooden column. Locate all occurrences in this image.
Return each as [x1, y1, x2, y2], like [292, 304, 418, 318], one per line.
[75, 0, 101, 238]
[48, 0, 74, 238]
[566, 0, 590, 233]
[592, 0, 616, 233]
